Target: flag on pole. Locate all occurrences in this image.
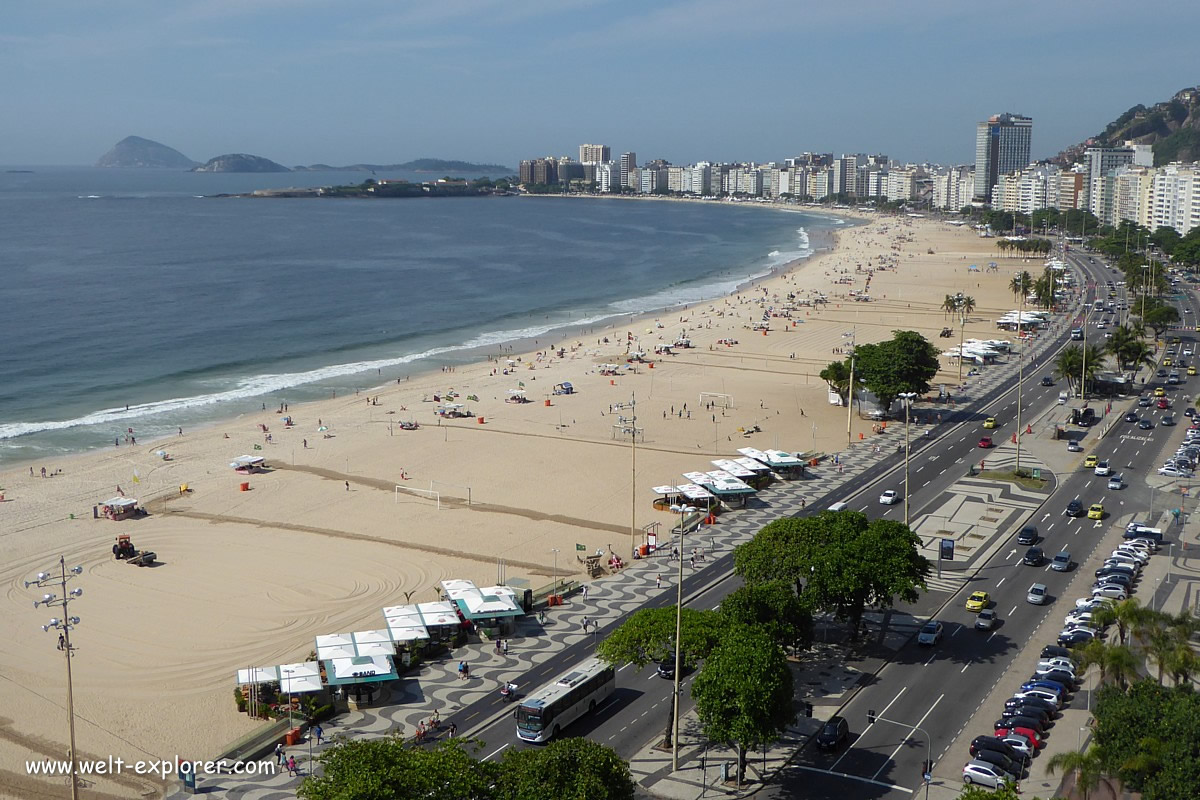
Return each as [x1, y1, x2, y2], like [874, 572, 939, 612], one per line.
[576, 543, 586, 552]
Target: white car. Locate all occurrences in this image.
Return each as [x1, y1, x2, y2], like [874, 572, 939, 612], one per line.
[1103, 558, 1141, 573]
[1094, 460, 1111, 476]
[1159, 466, 1191, 477]
[1075, 596, 1109, 611]
[1015, 688, 1062, 708]
[1113, 548, 1149, 564]
[1092, 584, 1129, 600]
[1000, 734, 1035, 760]
[1065, 611, 1098, 627]
[1038, 659, 1078, 674]
[879, 489, 900, 505]
[963, 760, 1015, 788]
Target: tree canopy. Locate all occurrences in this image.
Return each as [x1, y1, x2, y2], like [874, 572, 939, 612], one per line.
[734, 512, 929, 637]
[594, 606, 724, 669]
[851, 330, 941, 412]
[1094, 681, 1200, 799]
[718, 580, 813, 653]
[495, 737, 635, 800]
[1142, 305, 1180, 339]
[691, 627, 795, 783]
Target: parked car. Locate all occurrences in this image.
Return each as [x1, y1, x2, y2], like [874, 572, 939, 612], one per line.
[1091, 584, 1128, 600]
[1000, 734, 1035, 760]
[963, 760, 1015, 788]
[994, 725, 1043, 747]
[1052, 551, 1072, 571]
[1067, 440, 1083, 452]
[1059, 627, 1097, 646]
[1040, 645, 1074, 660]
[973, 747, 1020, 777]
[815, 715, 850, 749]
[1005, 694, 1058, 718]
[917, 620, 943, 645]
[993, 715, 1045, 735]
[970, 735, 1018, 761]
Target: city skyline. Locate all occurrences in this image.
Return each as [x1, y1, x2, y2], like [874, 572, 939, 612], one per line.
[2, 0, 1194, 167]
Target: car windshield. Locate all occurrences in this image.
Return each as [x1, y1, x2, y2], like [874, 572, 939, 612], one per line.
[821, 722, 839, 736]
[921, 622, 937, 633]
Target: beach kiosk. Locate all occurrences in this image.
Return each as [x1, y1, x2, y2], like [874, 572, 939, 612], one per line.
[440, 579, 523, 637]
[230, 455, 266, 474]
[235, 661, 324, 728]
[96, 497, 141, 520]
[381, 605, 431, 665]
[711, 458, 772, 490]
[738, 447, 806, 480]
[684, 471, 756, 509]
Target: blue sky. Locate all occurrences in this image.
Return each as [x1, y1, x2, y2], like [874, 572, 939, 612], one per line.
[2, 0, 1195, 168]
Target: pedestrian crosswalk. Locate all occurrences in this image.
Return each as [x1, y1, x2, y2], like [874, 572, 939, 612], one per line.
[923, 572, 970, 594]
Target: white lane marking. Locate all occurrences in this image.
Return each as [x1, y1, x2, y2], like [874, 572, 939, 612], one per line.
[872, 694, 944, 780]
[483, 743, 510, 761]
[829, 686, 908, 771]
[1009, 605, 1018, 615]
[618, 662, 633, 672]
[951, 623, 962, 637]
[961, 663, 971, 673]
[782, 765, 914, 794]
[924, 652, 937, 666]
[997, 577, 1006, 587]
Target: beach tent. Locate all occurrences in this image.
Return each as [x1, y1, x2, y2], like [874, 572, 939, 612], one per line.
[102, 497, 138, 511]
[416, 601, 462, 628]
[684, 471, 755, 508]
[316, 631, 398, 660]
[441, 579, 523, 621]
[710, 459, 756, 479]
[234, 661, 323, 693]
[381, 605, 431, 642]
[324, 655, 398, 686]
[315, 633, 358, 661]
[230, 455, 265, 471]
[712, 458, 772, 489]
[352, 629, 396, 657]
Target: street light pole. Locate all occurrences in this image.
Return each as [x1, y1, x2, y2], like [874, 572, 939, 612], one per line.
[867, 713, 932, 800]
[614, 395, 639, 560]
[550, 548, 560, 598]
[846, 329, 856, 447]
[669, 503, 695, 772]
[899, 392, 918, 529]
[26, 557, 83, 800]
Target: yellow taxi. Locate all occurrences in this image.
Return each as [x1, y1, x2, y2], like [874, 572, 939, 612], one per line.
[965, 591, 990, 612]
[1155, 387, 1166, 397]
[1084, 454, 1099, 468]
[1164, 358, 1173, 367]
[982, 417, 998, 429]
[1088, 503, 1105, 520]
[1189, 366, 1197, 376]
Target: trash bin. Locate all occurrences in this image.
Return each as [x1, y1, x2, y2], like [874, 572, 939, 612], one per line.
[240, 481, 250, 492]
[285, 727, 301, 746]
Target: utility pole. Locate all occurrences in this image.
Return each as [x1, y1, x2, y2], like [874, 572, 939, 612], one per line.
[669, 503, 695, 772]
[614, 394, 639, 560]
[845, 329, 856, 446]
[27, 558, 84, 800]
[900, 392, 918, 529]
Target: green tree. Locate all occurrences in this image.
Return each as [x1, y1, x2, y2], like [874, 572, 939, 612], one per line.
[719, 580, 814, 654]
[1045, 745, 1106, 800]
[297, 737, 498, 800]
[495, 738, 634, 800]
[1091, 597, 1148, 647]
[1143, 305, 1180, 339]
[818, 359, 856, 407]
[1009, 271, 1033, 301]
[853, 330, 941, 412]
[734, 513, 929, 638]
[691, 627, 794, 784]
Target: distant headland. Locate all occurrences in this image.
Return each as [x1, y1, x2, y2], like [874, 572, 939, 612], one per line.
[95, 137, 514, 175]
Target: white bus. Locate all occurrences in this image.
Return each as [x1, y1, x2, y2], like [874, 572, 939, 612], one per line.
[515, 657, 616, 742]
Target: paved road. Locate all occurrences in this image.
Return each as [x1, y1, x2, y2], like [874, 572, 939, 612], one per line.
[763, 252, 1200, 798]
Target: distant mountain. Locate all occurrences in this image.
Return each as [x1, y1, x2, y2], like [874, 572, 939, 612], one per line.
[192, 154, 291, 173]
[96, 136, 199, 169]
[1053, 86, 1200, 167]
[293, 158, 514, 174]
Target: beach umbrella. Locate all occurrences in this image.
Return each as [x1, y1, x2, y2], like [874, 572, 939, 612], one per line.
[988, 261, 997, 267]
[317, 426, 328, 432]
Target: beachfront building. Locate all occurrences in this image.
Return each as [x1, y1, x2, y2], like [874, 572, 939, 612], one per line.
[1081, 143, 1149, 221]
[973, 112, 1033, 204]
[620, 152, 637, 189]
[1111, 165, 1155, 228]
[519, 157, 559, 186]
[932, 166, 975, 211]
[990, 164, 1061, 214]
[687, 162, 711, 196]
[579, 143, 611, 164]
[1057, 168, 1088, 210]
[807, 168, 832, 200]
[638, 166, 657, 194]
[885, 166, 917, 202]
[1150, 162, 1200, 235]
[593, 161, 620, 193]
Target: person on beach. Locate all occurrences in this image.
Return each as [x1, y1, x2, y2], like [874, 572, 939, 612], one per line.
[345, 481, 350, 491]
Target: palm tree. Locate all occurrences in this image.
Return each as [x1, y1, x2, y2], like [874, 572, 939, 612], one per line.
[1054, 345, 1084, 394]
[1092, 597, 1147, 647]
[1105, 644, 1142, 690]
[958, 295, 977, 322]
[1119, 737, 1164, 790]
[941, 294, 958, 318]
[1009, 271, 1032, 301]
[1046, 746, 1106, 800]
[1166, 642, 1200, 685]
[1144, 626, 1177, 684]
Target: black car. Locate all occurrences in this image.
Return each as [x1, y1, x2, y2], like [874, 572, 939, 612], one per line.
[970, 735, 1018, 761]
[994, 715, 1045, 734]
[1023, 546, 1044, 566]
[1096, 565, 1137, 580]
[1041, 645, 1074, 660]
[656, 659, 676, 679]
[1000, 704, 1052, 724]
[1041, 376, 1054, 386]
[815, 715, 849, 749]
[1124, 412, 1140, 423]
[1157, 369, 1168, 378]
[1139, 419, 1155, 430]
[1094, 572, 1134, 588]
[1017, 526, 1039, 545]
[1039, 670, 1079, 689]
[1058, 628, 1096, 646]
[1186, 407, 1196, 418]
[973, 747, 1019, 776]
[1065, 500, 1084, 517]
[1006, 695, 1058, 717]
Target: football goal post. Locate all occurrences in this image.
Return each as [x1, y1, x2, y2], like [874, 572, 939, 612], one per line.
[395, 485, 441, 510]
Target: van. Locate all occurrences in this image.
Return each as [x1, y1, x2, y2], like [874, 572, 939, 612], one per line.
[827, 501, 849, 512]
[1058, 391, 1069, 405]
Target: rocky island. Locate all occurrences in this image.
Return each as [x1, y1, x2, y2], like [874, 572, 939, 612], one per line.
[192, 154, 291, 173]
[96, 136, 199, 169]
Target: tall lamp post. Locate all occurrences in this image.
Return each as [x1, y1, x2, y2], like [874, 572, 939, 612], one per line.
[845, 330, 856, 447]
[1015, 273, 1030, 475]
[668, 503, 696, 772]
[550, 548, 560, 598]
[614, 395, 640, 559]
[26, 557, 84, 800]
[899, 392, 918, 529]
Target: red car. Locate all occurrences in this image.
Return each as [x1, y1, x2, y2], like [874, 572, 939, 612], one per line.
[995, 725, 1043, 747]
[978, 436, 993, 448]
[1157, 399, 1170, 409]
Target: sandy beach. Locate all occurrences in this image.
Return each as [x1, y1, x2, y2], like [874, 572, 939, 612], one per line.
[0, 208, 1041, 797]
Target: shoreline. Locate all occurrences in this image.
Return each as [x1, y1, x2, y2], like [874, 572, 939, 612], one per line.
[0, 202, 845, 470]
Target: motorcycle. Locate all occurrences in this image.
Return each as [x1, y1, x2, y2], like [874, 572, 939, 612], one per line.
[499, 682, 519, 702]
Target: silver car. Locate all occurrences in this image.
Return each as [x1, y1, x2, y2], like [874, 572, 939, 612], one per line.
[963, 760, 1015, 788]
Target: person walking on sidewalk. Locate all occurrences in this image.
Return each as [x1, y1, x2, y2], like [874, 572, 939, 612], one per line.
[274, 743, 285, 765]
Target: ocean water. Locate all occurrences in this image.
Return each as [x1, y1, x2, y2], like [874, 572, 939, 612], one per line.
[0, 167, 839, 464]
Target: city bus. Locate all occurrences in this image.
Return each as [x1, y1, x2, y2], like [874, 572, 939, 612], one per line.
[515, 657, 616, 742]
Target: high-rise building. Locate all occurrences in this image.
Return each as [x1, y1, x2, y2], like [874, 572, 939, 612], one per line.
[1150, 163, 1200, 236]
[991, 164, 1060, 214]
[1083, 146, 1136, 221]
[579, 144, 611, 164]
[973, 113, 1033, 203]
[1112, 166, 1154, 228]
[594, 162, 619, 193]
[1057, 169, 1087, 210]
[619, 152, 637, 189]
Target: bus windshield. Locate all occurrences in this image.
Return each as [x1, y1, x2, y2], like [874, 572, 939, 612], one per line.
[515, 705, 544, 731]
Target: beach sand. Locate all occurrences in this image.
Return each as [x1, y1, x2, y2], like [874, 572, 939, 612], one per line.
[0, 210, 1040, 797]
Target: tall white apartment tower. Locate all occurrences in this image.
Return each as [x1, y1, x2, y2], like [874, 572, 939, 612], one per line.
[973, 113, 1033, 204]
[619, 152, 637, 189]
